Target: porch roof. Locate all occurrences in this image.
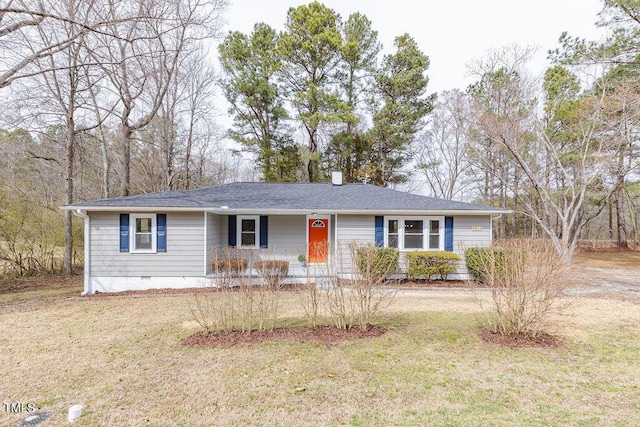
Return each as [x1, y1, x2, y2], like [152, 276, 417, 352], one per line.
[64, 182, 509, 214]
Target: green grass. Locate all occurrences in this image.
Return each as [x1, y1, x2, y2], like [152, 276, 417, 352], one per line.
[1, 280, 640, 426]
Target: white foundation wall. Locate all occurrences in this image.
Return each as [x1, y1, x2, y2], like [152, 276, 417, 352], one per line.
[91, 276, 209, 293]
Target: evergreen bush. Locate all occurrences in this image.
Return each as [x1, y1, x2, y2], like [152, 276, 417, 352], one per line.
[406, 251, 461, 280]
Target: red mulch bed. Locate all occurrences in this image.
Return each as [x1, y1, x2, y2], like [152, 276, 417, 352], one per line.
[478, 329, 563, 349]
[183, 324, 387, 348]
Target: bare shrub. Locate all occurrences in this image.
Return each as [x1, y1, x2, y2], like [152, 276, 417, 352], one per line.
[210, 257, 247, 274]
[349, 242, 399, 330]
[296, 242, 324, 329]
[323, 241, 398, 331]
[191, 248, 289, 334]
[253, 258, 289, 332]
[471, 239, 573, 337]
[190, 248, 241, 334]
[298, 284, 321, 329]
[299, 283, 321, 329]
[319, 243, 354, 330]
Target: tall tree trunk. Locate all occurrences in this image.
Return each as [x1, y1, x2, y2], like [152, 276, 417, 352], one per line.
[308, 131, 317, 183]
[101, 138, 110, 198]
[615, 186, 628, 249]
[121, 121, 132, 196]
[63, 116, 75, 275]
[615, 147, 628, 248]
[184, 118, 194, 190]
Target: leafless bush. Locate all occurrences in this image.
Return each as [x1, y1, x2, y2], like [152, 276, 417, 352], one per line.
[322, 241, 398, 331]
[295, 243, 323, 329]
[190, 248, 241, 334]
[252, 258, 288, 332]
[191, 248, 289, 334]
[210, 257, 247, 273]
[348, 241, 399, 330]
[471, 239, 573, 337]
[297, 282, 321, 329]
[312, 242, 353, 330]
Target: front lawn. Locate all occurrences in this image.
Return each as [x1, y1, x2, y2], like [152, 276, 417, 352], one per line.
[1, 274, 639, 425]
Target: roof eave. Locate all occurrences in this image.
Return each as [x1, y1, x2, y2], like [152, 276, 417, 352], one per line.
[60, 205, 208, 212]
[217, 209, 511, 215]
[61, 206, 510, 215]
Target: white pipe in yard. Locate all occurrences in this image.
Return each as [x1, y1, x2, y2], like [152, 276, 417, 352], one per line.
[68, 404, 82, 423]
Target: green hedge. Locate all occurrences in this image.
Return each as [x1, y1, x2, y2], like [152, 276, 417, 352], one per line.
[464, 247, 524, 282]
[405, 251, 461, 280]
[355, 246, 399, 277]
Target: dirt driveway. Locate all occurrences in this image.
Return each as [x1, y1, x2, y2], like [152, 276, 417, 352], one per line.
[395, 250, 639, 302]
[570, 251, 640, 301]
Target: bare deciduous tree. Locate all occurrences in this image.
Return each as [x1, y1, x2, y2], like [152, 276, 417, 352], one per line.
[90, 0, 226, 196]
[414, 89, 472, 200]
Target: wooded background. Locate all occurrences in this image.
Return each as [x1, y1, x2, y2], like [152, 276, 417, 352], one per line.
[0, 0, 638, 277]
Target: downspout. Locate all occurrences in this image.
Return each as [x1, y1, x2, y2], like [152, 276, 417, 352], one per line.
[73, 209, 91, 295]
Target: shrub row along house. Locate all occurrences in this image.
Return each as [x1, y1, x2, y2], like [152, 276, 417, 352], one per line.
[63, 174, 508, 294]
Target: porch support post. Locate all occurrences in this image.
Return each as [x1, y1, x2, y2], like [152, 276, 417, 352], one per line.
[203, 211, 208, 276]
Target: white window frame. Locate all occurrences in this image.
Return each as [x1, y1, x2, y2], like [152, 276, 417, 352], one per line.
[384, 216, 444, 251]
[237, 215, 260, 248]
[130, 213, 157, 253]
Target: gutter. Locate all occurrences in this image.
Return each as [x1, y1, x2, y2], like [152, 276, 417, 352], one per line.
[73, 209, 91, 295]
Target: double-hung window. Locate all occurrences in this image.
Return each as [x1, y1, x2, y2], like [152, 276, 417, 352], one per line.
[429, 220, 441, 249]
[404, 220, 424, 249]
[237, 216, 260, 248]
[385, 217, 443, 251]
[130, 214, 157, 253]
[388, 219, 399, 248]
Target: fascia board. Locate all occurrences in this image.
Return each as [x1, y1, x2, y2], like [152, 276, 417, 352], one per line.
[61, 206, 511, 216]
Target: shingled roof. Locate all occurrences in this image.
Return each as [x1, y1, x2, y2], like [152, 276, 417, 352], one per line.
[64, 182, 508, 214]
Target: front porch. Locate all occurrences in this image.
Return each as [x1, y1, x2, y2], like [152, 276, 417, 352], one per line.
[204, 213, 342, 280]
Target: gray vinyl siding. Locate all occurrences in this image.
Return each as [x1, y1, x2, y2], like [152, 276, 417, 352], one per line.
[452, 215, 492, 255]
[266, 215, 306, 256]
[336, 215, 375, 244]
[335, 215, 375, 273]
[90, 211, 204, 277]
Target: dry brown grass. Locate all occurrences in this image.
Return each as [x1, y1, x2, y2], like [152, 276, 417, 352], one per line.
[574, 248, 640, 268]
[1, 255, 640, 426]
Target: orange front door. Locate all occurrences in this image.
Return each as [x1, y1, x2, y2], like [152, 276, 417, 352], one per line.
[308, 218, 329, 263]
